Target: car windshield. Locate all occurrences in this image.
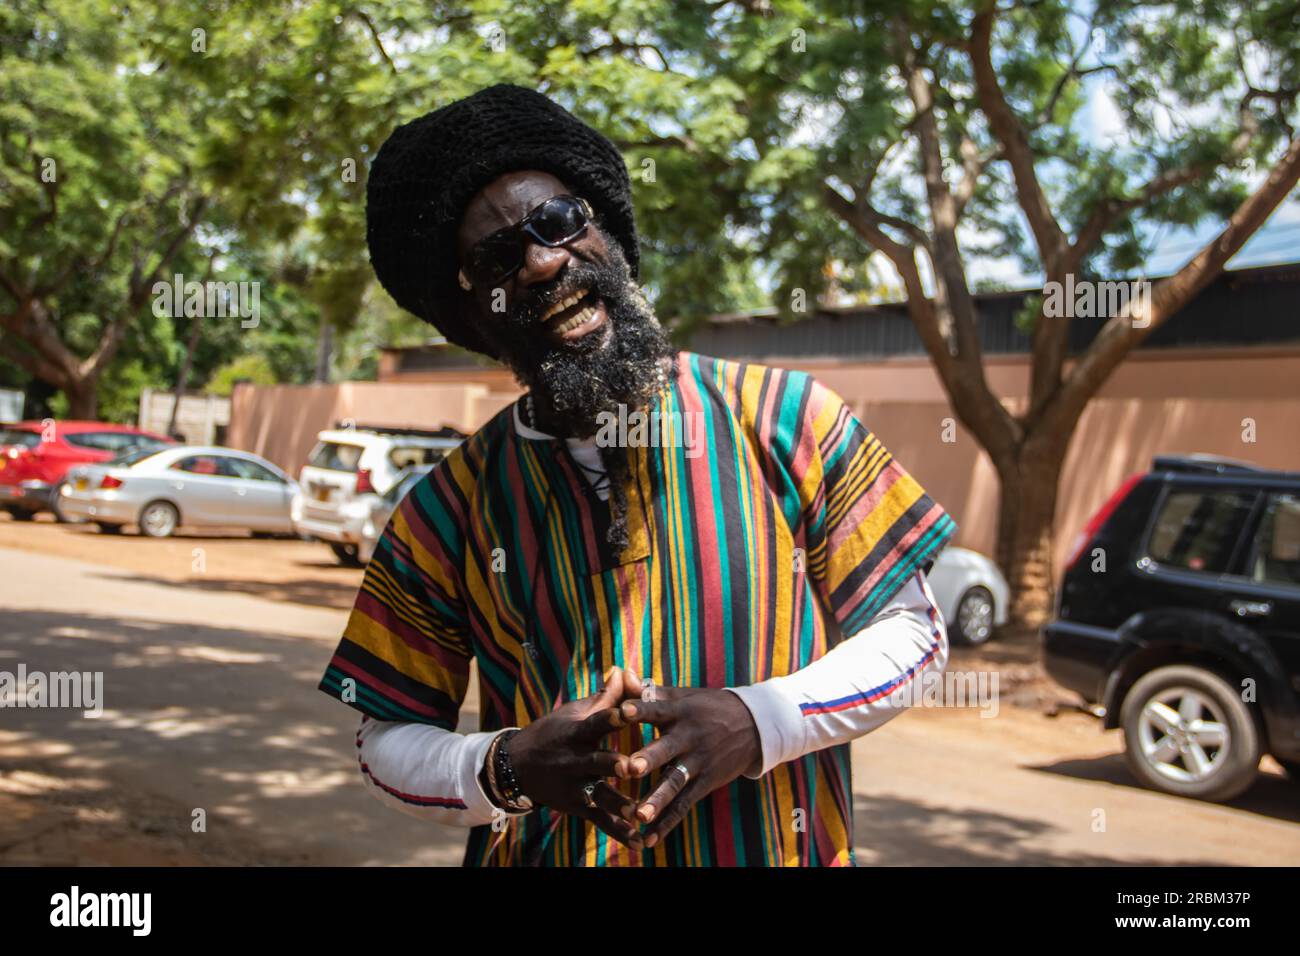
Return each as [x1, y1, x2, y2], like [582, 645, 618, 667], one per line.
[308, 441, 364, 472]
[110, 444, 169, 468]
[0, 428, 40, 449]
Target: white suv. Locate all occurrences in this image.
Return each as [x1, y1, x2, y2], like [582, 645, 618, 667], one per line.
[292, 426, 462, 565]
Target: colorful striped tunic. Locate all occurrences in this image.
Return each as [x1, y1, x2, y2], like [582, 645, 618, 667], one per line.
[319, 351, 955, 865]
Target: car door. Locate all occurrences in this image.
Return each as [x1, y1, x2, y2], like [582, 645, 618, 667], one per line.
[1227, 489, 1300, 702]
[221, 456, 291, 530]
[165, 454, 230, 525]
[1133, 482, 1260, 626]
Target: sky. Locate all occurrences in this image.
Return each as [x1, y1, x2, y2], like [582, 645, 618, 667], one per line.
[964, 13, 1300, 291]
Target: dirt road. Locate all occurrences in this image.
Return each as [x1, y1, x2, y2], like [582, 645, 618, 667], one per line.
[1, 517, 1297, 866]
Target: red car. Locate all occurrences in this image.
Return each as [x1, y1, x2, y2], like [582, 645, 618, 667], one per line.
[0, 420, 176, 522]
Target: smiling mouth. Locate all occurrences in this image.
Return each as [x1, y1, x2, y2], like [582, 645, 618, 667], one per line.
[540, 288, 607, 341]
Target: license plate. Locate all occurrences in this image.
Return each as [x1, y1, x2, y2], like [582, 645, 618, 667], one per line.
[314, 486, 331, 502]
[75, 478, 88, 491]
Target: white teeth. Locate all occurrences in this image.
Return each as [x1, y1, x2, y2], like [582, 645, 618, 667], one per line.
[555, 305, 595, 334]
[542, 289, 590, 322]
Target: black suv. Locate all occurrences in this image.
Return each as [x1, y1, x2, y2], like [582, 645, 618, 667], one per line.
[1044, 455, 1300, 801]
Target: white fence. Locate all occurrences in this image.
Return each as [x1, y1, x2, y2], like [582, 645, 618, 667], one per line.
[138, 389, 230, 445]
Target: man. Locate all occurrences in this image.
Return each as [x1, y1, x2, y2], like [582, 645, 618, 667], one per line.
[319, 84, 956, 866]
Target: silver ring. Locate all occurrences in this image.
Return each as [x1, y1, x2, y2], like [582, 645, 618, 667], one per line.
[641, 678, 657, 703]
[670, 762, 690, 785]
[582, 782, 598, 808]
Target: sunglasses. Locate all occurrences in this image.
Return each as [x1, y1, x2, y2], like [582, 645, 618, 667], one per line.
[460, 194, 594, 290]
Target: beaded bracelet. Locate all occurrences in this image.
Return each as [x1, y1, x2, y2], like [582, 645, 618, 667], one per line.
[490, 729, 533, 812]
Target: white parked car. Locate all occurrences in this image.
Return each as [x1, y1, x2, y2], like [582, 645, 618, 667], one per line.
[926, 546, 1010, 645]
[356, 464, 437, 565]
[59, 445, 299, 537]
[293, 426, 462, 565]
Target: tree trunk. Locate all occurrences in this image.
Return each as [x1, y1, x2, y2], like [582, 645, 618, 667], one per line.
[167, 317, 203, 437]
[63, 376, 98, 420]
[993, 434, 1069, 640]
[314, 316, 334, 383]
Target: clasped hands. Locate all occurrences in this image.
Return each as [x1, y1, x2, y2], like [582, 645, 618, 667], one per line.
[504, 666, 762, 852]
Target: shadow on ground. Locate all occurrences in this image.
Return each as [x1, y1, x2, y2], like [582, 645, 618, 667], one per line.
[0, 606, 467, 865]
[852, 792, 1225, 866]
[87, 570, 361, 611]
[1028, 754, 1300, 824]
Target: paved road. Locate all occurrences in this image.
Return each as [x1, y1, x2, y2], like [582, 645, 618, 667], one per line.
[1, 543, 1296, 866]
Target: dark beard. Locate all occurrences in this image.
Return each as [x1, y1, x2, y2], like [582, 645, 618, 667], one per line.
[478, 241, 676, 555]
[483, 244, 675, 438]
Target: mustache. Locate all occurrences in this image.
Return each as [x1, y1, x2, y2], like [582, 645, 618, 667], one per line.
[507, 259, 625, 330]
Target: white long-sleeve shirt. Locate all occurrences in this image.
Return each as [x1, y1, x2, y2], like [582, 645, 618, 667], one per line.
[355, 570, 947, 826]
[352, 410, 949, 825]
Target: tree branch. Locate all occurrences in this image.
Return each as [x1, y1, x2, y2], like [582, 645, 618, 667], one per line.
[969, 4, 1068, 271]
[349, 10, 398, 76]
[1058, 134, 1300, 423]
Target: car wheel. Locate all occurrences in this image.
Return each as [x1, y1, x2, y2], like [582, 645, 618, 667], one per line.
[1120, 664, 1260, 802]
[7, 507, 34, 521]
[139, 501, 180, 538]
[952, 586, 996, 646]
[48, 486, 86, 524]
[95, 522, 123, 534]
[329, 542, 362, 567]
[1278, 760, 1300, 783]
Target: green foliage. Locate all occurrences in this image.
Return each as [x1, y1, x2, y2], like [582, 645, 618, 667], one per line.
[206, 354, 279, 396]
[4, 0, 1297, 419]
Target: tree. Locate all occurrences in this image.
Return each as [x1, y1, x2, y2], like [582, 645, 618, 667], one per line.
[0, 0, 215, 416]
[621, 0, 1300, 632]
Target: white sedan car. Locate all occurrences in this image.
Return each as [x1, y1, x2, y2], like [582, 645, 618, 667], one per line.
[59, 445, 299, 537]
[926, 546, 1011, 645]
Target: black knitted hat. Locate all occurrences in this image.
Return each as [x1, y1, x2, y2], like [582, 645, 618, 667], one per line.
[365, 84, 639, 357]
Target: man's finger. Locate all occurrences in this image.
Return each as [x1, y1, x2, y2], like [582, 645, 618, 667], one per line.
[619, 697, 679, 726]
[643, 779, 705, 848]
[578, 806, 643, 851]
[576, 746, 630, 780]
[633, 754, 692, 821]
[590, 781, 638, 822]
[582, 666, 625, 713]
[575, 706, 626, 743]
[626, 731, 687, 781]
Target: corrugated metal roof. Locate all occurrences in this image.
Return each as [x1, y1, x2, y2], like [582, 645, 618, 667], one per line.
[387, 263, 1300, 372]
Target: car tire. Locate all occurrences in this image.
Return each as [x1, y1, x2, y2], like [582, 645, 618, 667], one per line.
[49, 487, 86, 524]
[95, 522, 123, 534]
[329, 542, 362, 567]
[1120, 664, 1260, 802]
[1278, 760, 1300, 783]
[138, 501, 180, 539]
[951, 586, 996, 646]
[7, 507, 34, 521]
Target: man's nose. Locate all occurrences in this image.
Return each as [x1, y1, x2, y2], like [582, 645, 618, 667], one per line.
[515, 240, 569, 288]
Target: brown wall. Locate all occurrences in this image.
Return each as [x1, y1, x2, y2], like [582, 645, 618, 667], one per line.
[234, 346, 1300, 579]
[789, 348, 1300, 571]
[226, 380, 521, 478]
